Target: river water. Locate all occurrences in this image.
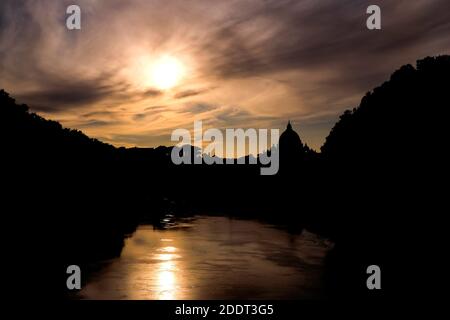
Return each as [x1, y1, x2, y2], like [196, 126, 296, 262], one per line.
[79, 216, 333, 299]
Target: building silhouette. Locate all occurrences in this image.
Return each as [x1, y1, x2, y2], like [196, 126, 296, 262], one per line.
[279, 121, 306, 172]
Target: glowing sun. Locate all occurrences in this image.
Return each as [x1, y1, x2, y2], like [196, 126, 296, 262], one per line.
[148, 56, 185, 90]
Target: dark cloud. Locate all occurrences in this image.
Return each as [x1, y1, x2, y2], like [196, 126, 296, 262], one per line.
[16, 77, 122, 112]
[142, 89, 164, 98]
[132, 112, 163, 122]
[133, 113, 147, 121]
[215, 107, 254, 123]
[76, 120, 121, 128]
[201, 0, 450, 90]
[82, 111, 116, 118]
[214, 106, 277, 126]
[133, 105, 168, 121]
[173, 88, 210, 99]
[0, 0, 147, 113]
[179, 103, 218, 114]
[144, 105, 167, 112]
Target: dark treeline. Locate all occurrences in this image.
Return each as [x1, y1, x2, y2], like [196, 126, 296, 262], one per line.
[1, 55, 448, 299]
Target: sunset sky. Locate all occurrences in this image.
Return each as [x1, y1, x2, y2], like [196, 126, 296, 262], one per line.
[1, 0, 449, 150]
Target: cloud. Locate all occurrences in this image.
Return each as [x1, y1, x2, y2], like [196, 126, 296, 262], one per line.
[82, 111, 116, 118]
[133, 105, 168, 121]
[142, 89, 164, 98]
[206, 1, 450, 75]
[75, 120, 121, 128]
[15, 76, 125, 112]
[1, 0, 449, 149]
[132, 113, 147, 121]
[213, 106, 277, 127]
[179, 103, 218, 114]
[105, 132, 172, 147]
[173, 88, 210, 99]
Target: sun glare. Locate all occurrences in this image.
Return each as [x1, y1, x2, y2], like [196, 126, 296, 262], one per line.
[148, 56, 185, 90]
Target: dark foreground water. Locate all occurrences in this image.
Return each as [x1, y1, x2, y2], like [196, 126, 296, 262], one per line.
[79, 216, 333, 300]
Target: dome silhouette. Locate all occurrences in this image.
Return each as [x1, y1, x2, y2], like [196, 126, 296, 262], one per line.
[278, 121, 305, 173]
[279, 121, 305, 172]
[279, 121, 303, 151]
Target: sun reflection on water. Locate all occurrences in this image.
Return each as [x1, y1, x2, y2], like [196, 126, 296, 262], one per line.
[158, 246, 177, 253]
[80, 218, 332, 300]
[154, 244, 179, 300]
[157, 260, 177, 299]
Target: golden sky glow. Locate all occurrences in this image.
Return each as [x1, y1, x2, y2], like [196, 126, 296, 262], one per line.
[1, 0, 449, 150]
[146, 56, 185, 90]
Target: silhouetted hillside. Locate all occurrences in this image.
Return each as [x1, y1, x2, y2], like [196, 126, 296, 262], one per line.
[321, 55, 450, 163]
[317, 56, 449, 299]
[1, 89, 116, 163]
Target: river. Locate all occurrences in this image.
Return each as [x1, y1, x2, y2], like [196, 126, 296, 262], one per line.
[79, 215, 333, 299]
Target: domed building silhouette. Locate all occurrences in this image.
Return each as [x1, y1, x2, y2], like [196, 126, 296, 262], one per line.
[279, 121, 306, 172]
